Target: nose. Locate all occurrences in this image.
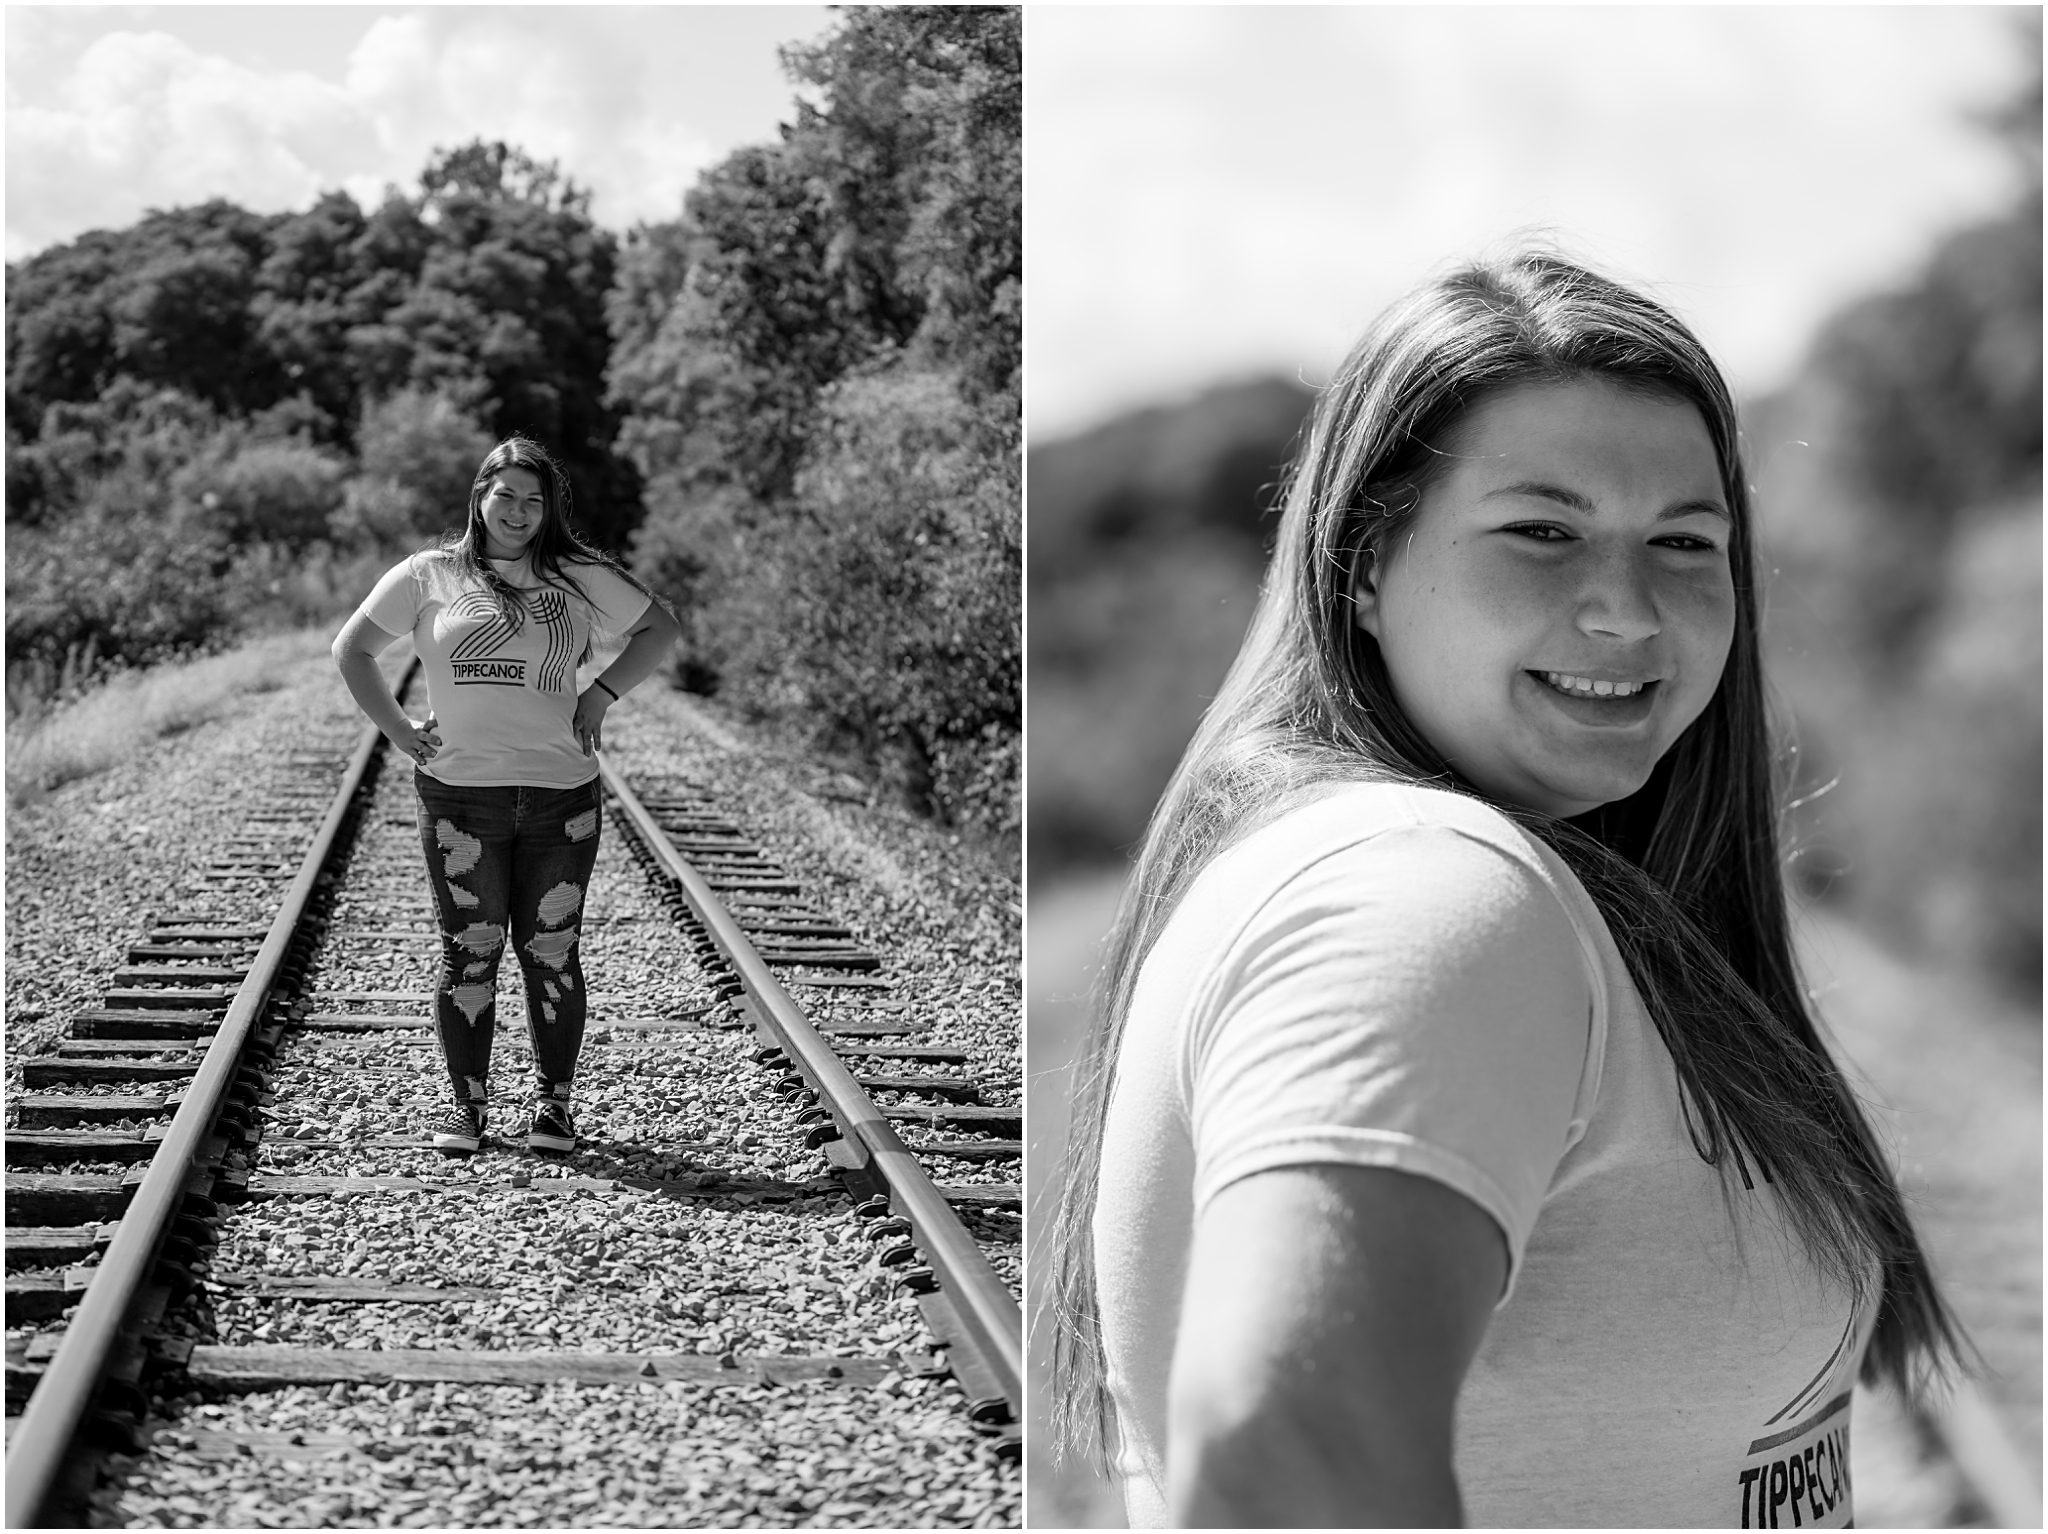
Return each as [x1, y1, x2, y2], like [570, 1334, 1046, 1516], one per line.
[1574, 544, 1661, 644]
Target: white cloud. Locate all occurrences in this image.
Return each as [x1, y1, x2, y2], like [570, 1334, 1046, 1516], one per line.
[7, 29, 375, 255]
[7, 10, 741, 261]
[338, 12, 720, 226]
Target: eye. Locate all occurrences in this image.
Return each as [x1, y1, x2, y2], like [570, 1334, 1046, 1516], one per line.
[1504, 522, 1573, 543]
[1653, 532, 1722, 554]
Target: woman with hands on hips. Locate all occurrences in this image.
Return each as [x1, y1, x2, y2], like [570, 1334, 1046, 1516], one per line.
[332, 436, 680, 1157]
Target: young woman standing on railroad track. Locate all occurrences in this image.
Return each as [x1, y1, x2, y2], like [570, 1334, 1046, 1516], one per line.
[1047, 252, 1967, 1527]
[332, 436, 680, 1159]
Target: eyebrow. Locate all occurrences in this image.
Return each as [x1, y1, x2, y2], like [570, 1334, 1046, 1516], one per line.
[1483, 480, 1731, 522]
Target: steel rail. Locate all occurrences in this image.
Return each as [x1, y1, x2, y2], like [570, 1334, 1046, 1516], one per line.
[598, 759, 1023, 1418]
[6, 699, 396, 1528]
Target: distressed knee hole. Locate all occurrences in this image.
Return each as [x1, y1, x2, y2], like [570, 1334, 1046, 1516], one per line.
[436, 819, 483, 877]
[447, 881, 480, 910]
[449, 983, 494, 1025]
[454, 922, 504, 955]
[462, 960, 492, 981]
[526, 928, 579, 972]
[565, 808, 598, 842]
[536, 880, 583, 928]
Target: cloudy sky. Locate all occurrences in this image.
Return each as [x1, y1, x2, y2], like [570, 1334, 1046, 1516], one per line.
[1028, 6, 2033, 440]
[6, 5, 834, 261]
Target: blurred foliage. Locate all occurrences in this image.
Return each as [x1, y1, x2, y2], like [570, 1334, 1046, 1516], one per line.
[330, 388, 498, 546]
[1029, 17, 2041, 996]
[1026, 378, 1311, 868]
[607, 7, 1020, 831]
[1751, 16, 2041, 995]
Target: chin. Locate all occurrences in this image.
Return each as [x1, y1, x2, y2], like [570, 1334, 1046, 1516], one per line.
[1531, 758, 1660, 818]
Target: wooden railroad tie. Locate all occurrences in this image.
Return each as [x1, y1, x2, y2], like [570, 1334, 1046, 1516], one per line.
[6, 1330, 935, 1394]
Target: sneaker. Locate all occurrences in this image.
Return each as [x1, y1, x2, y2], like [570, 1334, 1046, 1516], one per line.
[430, 1092, 485, 1156]
[527, 1097, 576, 1154]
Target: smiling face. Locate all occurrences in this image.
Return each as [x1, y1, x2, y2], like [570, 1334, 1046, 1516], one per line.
[1352, 377, 1737, 818]
[478, 466, 547, 561]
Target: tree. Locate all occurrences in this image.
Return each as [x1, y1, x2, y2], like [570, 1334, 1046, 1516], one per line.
[249, 190, 377, 445]
[783, 7, 1021, 403]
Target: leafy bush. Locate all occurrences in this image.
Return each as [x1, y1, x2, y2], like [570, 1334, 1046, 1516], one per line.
[628, 369, 1019, 829]
[775, 370, 1019, 828]
[5, 497, 234, 681]
[331, 387, 496, 548]
[624, 479, 748, 694]
[175, 437, 348, 550]
[9, 379, 220, 526]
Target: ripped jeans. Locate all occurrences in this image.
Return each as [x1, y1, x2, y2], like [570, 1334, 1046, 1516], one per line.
[413, 771, 603, 1103]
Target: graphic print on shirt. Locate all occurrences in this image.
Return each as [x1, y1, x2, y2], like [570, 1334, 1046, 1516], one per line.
[526, 590, 576, 692]
[445, 589, 576, 691]
[1734, 1306, 1860, 1528]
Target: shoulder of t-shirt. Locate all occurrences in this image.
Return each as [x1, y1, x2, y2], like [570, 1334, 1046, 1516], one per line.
[562, 557, 650, 615]
[1198, 779, 1608, 1080]
[1181, 780, 1603, 1003]
[404, 548, 459, 581]
[1208, 780, 1551, 898]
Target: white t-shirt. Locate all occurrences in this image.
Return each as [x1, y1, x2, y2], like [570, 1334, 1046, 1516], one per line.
[358, 550, 651, 788]
[1094, 781, 1867, 1529]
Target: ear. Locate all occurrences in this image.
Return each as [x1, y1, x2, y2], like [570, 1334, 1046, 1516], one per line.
[1347, 545, 1382, 639]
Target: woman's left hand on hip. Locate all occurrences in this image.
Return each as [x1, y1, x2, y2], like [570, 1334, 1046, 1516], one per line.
[574, 687, 613, 756]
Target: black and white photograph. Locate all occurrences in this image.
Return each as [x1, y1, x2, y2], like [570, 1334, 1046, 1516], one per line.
[6, 2, 2043, 1529]
[5, 6, 1020, 1527]
[1026, 6, 2040, 1529]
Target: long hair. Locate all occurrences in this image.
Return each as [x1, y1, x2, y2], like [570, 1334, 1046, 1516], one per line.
[436, 436, 664, 654]
[1047, 250, 1964, 1468]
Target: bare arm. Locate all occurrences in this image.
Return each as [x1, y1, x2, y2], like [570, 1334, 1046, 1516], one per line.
[573, 598, 682, 756]
[1169, 1164, 1508, 1527]
[331, 609, 441, 765]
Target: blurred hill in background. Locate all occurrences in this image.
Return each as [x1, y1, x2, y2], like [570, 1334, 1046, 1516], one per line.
[1026, 375, 1307, 870]
[1027, 21, 2040, 998]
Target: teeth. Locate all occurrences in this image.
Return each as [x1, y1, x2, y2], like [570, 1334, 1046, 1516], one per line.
[1543, 672, 1647, 698]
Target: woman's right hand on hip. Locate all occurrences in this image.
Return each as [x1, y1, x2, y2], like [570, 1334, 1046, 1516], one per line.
[394, 712, 442, 767]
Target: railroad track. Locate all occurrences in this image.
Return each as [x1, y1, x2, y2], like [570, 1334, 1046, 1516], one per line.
[6, 662, 1022, 1527]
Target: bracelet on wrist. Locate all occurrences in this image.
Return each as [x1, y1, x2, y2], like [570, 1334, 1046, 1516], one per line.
[593, 677, 620, 702]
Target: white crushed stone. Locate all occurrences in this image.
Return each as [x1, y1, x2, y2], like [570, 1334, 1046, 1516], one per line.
[107, 1377, 1017, 1528]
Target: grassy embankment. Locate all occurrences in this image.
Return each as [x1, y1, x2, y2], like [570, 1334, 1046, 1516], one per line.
[4, 628, 347, 807]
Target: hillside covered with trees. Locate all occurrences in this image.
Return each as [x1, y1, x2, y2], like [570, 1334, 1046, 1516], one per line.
[6, 7, 1020, 834]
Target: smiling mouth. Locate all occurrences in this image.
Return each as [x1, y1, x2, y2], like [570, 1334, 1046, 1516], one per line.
[1536, 671, 1656, 700]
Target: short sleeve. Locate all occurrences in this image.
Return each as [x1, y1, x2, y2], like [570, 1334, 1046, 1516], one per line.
[573, 561, 652, 645]
[358, 556, 422, 637]
[1184, 823, 1595, 1299]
